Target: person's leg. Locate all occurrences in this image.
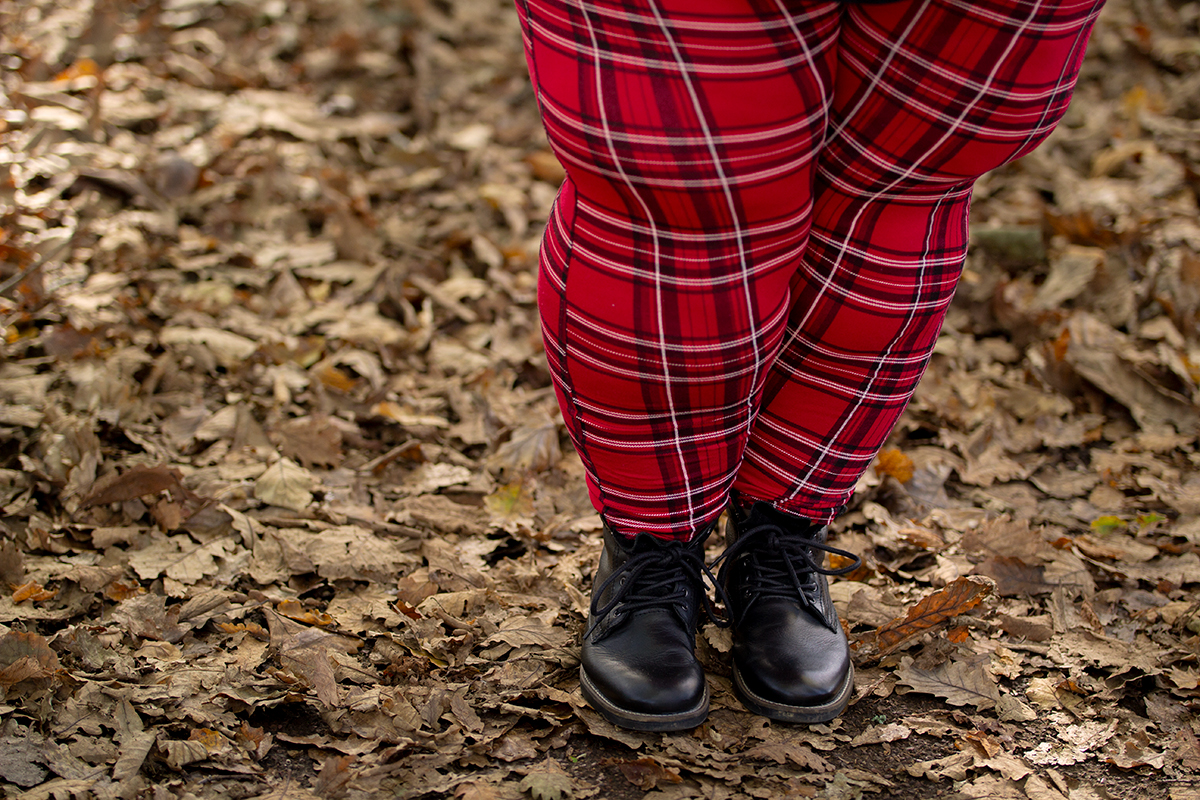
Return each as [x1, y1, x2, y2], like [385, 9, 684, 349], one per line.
[724, 0, 1106, 723]
[515, 0, 840, 730]
[734, 0, 1106, 520]
[517, 0, 840, 541]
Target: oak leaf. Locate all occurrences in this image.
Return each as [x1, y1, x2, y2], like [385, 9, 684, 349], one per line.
[518, 758, 573, 800]
[896, 656, 1001, 711]
[611, 757, 683, 790]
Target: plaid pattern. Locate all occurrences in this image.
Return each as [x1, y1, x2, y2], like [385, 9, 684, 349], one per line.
[517, 0, 1103, 539]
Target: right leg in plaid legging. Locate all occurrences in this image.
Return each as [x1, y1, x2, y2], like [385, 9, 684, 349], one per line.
[723, 0, 1104, 724]
[732, 0, 1105, 522]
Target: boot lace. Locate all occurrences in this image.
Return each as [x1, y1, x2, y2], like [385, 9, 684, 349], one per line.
[587, 539, 729, 638]
[715, 519, 860, 618]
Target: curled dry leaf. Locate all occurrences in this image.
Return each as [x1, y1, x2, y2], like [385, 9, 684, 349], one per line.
[0, 631, 60, 687]
[277, 598, 334, 626]
[77, 464, 188, 510]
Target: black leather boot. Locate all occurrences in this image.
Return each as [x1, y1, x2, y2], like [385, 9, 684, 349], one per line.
[580, 524, 718, 731]
[718, 501, 860, 723]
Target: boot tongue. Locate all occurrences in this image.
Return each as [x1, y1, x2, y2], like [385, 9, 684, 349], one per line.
[746, 502, 823, 542]
[623, 525, 714, 554]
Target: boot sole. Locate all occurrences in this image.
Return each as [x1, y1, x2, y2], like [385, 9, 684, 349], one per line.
[579, 665, 710, 732]
[732, 662, 854, 724]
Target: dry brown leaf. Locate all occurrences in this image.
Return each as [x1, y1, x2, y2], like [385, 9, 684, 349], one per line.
[0, 541, 24, 587]
[609, 757, 683, 790]
[276, 415, 344, 468]
[997, 614, 1054, 642]
[871, 575, 994, 655]
[0, 631, 60, 687]
[277, 598, 334, 626]
[254, 457, 315, 512]
[973, 556, 1055, 596]
[313, 754, 356, 798]
[266, 609, 358, 709]
[517, 758, 573, 800]
[112, 593, 185, 642]
[961, 516, 1054, 562]
[849, 723, 913, 747]
[489, 420, 561, 475]
[0, 728, 49, 787]
[896, 655, 1001, 711]
[10, 581, 56, 603]
[78, 464, 187, 509]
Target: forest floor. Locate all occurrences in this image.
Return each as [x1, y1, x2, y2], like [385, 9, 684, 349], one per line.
[1, 0, 1199, 798]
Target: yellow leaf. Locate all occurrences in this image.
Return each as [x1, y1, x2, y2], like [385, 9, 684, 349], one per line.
[1090, 515, 1126, 535]
[485, 481, 535, 520]
[874, 448, 914, 483]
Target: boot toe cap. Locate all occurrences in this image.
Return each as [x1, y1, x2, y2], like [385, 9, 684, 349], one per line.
[733, 602, 853, 716]
[583, 644, 707, 715]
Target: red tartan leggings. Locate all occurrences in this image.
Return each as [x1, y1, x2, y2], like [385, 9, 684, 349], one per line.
[516, 0, 1104, 540]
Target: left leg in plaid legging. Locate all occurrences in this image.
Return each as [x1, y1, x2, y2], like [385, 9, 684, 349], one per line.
[517, 0, 841, 540]
[732, 0, 1106, 521]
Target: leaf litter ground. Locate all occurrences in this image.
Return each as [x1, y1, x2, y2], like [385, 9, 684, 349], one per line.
[1, 0, 1199, 798]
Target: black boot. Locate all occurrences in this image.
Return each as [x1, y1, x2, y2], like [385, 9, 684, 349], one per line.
[580, 524, 718, 732]
[718, 501, 859, 723]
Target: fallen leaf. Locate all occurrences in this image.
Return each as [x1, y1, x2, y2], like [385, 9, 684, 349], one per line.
[266, 609, 358, 709]
[896, 655, 1001, 711]
[874, 448, 914, 483]
[11, 581, 57, 603]
[0, 728, 48, 787]
[276, 415, 344, 468]
[485, 480, 536, 524]
[518, 758, 574, 800]
[850, 723, 913, 747]
[489, 420, 561, 475]
[313, 754, 356, 797]
[277, 598, 334, 626]
[610, 757, 683, 790]
[872, 575, 994, 655]
[973, 556, 1056, 596]
[78, 464, 186, 510]
[0, 630, 60, 687]
[161, 738, 208, 769]
[254, 457, 315, 512]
